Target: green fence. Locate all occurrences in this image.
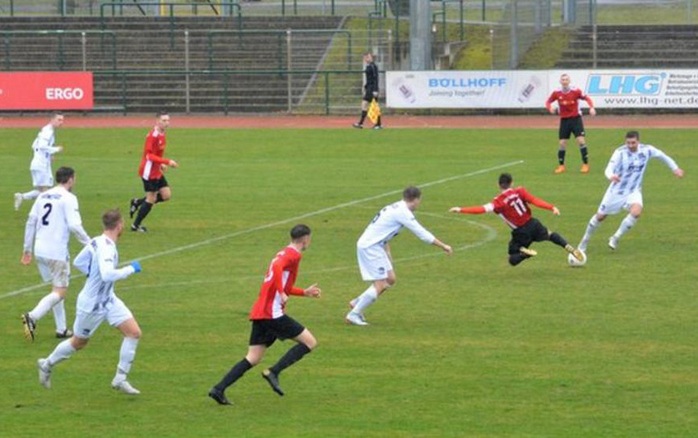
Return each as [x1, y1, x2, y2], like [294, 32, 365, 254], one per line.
[90, 69, 367, 115]
[1, 30, 117, 71]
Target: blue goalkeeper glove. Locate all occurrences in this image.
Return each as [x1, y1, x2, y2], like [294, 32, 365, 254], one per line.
[130, 261, 142, 273]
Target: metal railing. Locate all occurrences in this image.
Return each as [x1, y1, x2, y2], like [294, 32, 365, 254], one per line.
[206, 29, 352, 71]
[91, 68, 366, 115]
[100, 2, 242, 48]
[1, 30, 117, 71]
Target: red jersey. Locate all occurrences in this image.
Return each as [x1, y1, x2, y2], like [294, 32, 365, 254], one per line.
[487, 187, 554, 229]
[138, 127, 170, 180]
[545, 87, 591, 119]
[249, 245, 305, 320]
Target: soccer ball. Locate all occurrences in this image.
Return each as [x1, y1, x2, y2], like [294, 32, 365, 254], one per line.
[567, 250, 587, 267]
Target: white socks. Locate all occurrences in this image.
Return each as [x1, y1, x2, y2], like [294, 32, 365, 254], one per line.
[580, 214, 639, 250]
[52, 300, 67, 333]
[22, 190, 40, 200]
[29, 291, 62, 322]
[46, 339, 77, 367]
[614, 214, 638, 239]
[115, 337, 140, 380]
[351, 286, 378, 315]
[579, 215, 601, 251]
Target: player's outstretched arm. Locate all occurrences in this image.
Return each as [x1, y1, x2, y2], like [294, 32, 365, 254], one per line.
[433, 238, 453, 255]
[449, 205, 487, 214]
[303, 284, 322, 298]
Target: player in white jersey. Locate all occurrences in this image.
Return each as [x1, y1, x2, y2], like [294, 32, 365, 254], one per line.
[578, 131, 684, 252]
[14, 113, 65, 210]
[345, 186, 452, 326]
[37, 209, 143, 395]
[21, 167, 90, 341]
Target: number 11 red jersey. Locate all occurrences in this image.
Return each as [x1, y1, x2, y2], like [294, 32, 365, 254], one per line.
[490, 187, 538, 229]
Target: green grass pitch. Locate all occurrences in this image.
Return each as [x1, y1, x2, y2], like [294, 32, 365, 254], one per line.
[0, 125, 696, 437]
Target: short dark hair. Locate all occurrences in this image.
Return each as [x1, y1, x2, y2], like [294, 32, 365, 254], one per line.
[402, 186, 422, 201]
[499, 173, 513, 188]
[55, 166, 75, 184]
[625, 130, 640, 140]
[156, 111, 169, 118]
[102, 209, 123, 230]
[290, 224, 311, 240]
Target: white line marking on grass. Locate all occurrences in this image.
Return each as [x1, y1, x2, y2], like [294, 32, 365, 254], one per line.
[117, 217, 498, 293]
[1, 160, 521, 300]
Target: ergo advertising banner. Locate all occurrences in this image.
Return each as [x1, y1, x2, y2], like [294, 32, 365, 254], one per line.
[0, 72, 94, 110]
[386, 69, 698, 109]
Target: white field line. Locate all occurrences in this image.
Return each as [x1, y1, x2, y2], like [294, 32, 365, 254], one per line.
[116, 216, 498, 293]
[1, 160, 522, 300]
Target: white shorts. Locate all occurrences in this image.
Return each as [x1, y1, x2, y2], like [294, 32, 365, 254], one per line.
[597, 190, 643, 216]
[31, 169, 53, 188]
[73, 297, 133, 339]
[357, 245, 393, 281]
[36, 256, 70, 287]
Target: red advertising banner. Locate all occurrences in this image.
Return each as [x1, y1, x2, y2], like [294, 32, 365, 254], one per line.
[0, 72, 94, 110]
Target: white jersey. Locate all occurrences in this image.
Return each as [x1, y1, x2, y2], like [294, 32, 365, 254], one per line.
[30, 123, 61, 173]
[23, 185, 90, 261]
[603, 143, 679, 196]
[73, 234, 137, 313]
[357, 200, 435, 249]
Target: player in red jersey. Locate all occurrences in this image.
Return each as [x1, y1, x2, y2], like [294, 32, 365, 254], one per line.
[449, 173, 584, 266]
[128, 112, 178, 232]
[545, 73, 596, 174]
[208, 224, 322, 405]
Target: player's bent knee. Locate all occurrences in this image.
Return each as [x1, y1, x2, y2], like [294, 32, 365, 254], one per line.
[71, 337, 89, 350]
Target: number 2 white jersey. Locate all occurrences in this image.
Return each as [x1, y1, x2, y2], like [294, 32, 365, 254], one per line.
[30, 123, 61, 173]
[73, 234, 137, 313]
[23, 185, 90, 261]
[357, 200, 435, 249]
[603, 143, 679, 196]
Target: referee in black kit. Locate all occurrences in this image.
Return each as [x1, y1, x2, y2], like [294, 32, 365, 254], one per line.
[352, 52, 382, 130]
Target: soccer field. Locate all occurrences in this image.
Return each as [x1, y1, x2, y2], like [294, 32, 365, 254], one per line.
[1, 125, 696, 437]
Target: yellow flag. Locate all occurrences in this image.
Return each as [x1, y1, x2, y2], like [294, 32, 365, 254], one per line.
[367, 98, 381, 124]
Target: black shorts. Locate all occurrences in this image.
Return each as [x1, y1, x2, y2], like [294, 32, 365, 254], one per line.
[249, 315, 305, 347]
[558, 116, 586, 140]
[363, 89, 375, 102]
[508, 218, 550, 255]
[141, 175, 168, 193]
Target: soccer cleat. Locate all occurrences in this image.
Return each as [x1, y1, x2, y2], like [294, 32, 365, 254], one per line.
[208, 388, 232, 405]
[129, 198, 139, 219]
[345, 311, 369, 326]
[55, 329, 73, 339]
[130, 224, 148, 233]
[262, 369, 284, 396]
[22, 313, 36, 342]
[37, 358, 51, 389]
[580, 163, 590, 173]
[14, 193, 23, 210]
[608, 236, 619, 250]
[519, 247, 538, 257]
[348, 300, 367, 322]
[571, 248, 585, 262]
[554, 165, 566, 174]
[373, 125, 383, 130]
[112, 379, 141, 395]
[352, 123, 363, 129]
